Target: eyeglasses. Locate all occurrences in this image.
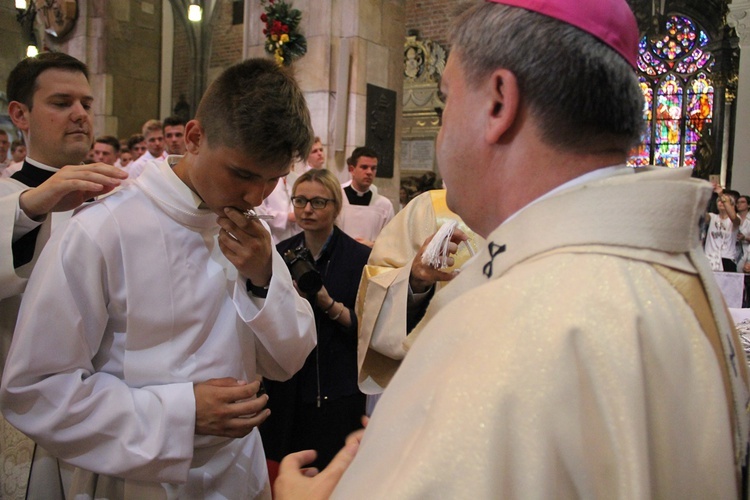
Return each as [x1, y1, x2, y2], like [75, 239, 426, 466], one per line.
[291, 196, 335, 210]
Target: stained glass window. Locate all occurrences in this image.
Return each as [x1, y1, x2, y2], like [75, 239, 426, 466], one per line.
[627, 15, 715, 168]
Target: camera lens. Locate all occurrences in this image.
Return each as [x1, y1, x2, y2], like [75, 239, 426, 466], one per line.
[283, 248, 323, 295]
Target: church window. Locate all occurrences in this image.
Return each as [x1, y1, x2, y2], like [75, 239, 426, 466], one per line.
[628, 15, 715, 168]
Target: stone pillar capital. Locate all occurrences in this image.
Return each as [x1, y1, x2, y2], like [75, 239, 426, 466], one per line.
[729, 2, 750, 45]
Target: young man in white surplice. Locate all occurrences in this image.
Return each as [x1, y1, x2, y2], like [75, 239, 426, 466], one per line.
[1, 58, 317, 499]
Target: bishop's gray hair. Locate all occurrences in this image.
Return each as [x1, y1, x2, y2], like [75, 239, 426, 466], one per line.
[450, 3, 645, 155]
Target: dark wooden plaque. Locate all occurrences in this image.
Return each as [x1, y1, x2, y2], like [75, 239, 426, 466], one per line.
[365, 84, 396, 178]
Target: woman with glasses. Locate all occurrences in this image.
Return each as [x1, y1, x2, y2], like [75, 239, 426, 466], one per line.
[260, 168, 371, 473]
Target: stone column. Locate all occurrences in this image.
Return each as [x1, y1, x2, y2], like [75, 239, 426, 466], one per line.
[49, 0, 162, 138]
[729, 1, 750, 192]
[244, 0, 405, 206]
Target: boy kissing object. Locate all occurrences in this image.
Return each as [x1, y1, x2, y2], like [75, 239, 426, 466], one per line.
[243, 209, 275, 221]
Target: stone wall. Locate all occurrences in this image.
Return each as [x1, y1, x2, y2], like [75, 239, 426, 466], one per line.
[171, 13, 190, 114]
[0, 0, 28, 143]
[405, 0, 470, 50]
[101, 1, 163, 138]
[209, 0, 244, 78]
[169, 0, 243, 120]
[729, 1, 750, 194]
[0, 1, 162, 142]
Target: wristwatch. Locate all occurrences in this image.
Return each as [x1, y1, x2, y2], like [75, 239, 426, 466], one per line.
[246, 279, 269, 298]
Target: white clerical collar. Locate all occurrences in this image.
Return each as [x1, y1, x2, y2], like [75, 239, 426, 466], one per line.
[25, 156, 60, 172]
[349, 184, 370, 196]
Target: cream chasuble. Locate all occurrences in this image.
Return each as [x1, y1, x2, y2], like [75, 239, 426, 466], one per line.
[334, 166, 750, 499]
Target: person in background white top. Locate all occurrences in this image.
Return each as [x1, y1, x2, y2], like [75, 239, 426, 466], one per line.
[0, 130, 11, 175]
[127, 133, 147, 161]
[735, 195, 750, 267]
[163, 115, 187, 156]
[257, 136, 326, 244]
[92, 135, 120, 166]
[704, 185, 739, 271]
[114, 146, 133, 169]
[1, 140, 27, 179]
[124, 119, 168, 179]
[305, 137, 325, 170]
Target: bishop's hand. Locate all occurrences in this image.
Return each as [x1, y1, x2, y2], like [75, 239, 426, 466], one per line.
[409, 227, 468, 293]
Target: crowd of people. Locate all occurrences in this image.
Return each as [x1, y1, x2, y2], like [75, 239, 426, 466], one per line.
[1, 0, 749, 499]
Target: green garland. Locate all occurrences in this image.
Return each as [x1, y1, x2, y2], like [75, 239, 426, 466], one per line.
[260, 0, 307, 66]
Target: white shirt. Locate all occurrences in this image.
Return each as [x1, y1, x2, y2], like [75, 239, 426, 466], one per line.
[256, 172, 302, 245]
[123, 150, 168, 179]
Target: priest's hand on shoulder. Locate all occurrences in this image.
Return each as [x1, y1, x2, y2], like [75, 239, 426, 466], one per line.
[218, 207, 273, 286]
[193, 377, 270, 438]
[19, 163, 128, 220]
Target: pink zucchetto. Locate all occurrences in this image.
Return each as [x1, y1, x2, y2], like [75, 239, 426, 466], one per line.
[486, 0, 639, 68]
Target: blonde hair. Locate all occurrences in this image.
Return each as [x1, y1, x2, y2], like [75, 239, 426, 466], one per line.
[141, 119, 162, 136]
[293, 169, 342, 218]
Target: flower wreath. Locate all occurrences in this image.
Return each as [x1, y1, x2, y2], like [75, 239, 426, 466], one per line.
[260, 0, 307, 66]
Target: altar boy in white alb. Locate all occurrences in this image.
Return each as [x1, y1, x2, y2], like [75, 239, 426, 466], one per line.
[1, 58, 317, 499]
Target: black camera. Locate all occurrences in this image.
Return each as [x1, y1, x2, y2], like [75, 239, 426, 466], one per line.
[283, 247, 323, 295]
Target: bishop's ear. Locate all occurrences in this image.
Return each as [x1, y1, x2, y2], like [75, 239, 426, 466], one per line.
[485, 68, 519, 144]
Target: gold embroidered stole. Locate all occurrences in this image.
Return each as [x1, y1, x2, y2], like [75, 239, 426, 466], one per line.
[655, 264, 749, 488]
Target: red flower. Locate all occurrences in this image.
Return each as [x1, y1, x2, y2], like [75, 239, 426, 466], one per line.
[282, 25, 289, 33]
[261, 13, 267, 22]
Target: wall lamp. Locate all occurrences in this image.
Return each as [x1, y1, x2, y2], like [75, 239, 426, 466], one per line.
[15, 0, 38, 57]
[188, 0, 202, 22]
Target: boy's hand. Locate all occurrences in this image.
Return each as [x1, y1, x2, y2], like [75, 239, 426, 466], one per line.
[218, 207, 273, 286]
[194, 377, 269, 438]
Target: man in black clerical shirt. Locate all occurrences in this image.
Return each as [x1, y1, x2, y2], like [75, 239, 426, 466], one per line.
[2, 52, 127, 277]
[0, 51, 127, 498]
[338, 146, 395, 247]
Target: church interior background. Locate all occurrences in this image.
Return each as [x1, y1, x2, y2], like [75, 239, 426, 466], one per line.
[1, 0, 750, 203]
